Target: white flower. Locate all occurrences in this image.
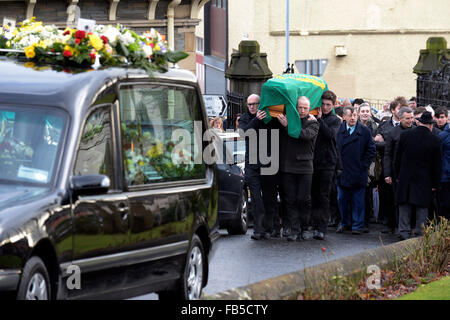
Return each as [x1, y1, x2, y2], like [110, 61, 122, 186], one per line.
[171, 148, 193, 166]
[142, 45, 153, 58]
[119, 31, 135, 46]
[2, 31, 14, 40]
[148, 29, 156, 39]
[103, 26, 121, 46]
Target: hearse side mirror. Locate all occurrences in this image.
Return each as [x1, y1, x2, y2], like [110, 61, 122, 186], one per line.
[69, 174, 110, 197]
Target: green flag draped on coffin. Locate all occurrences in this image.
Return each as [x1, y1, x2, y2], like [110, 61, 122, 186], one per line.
[258, 73, 328, 138]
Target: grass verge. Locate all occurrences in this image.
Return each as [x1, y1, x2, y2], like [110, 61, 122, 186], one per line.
[396, 276, 450, 300]
[295, 217, 449, 300]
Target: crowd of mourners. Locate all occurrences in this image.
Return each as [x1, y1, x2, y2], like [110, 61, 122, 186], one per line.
[238, 91, 450, 241]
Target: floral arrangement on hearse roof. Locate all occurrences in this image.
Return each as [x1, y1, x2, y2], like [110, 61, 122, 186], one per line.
[0, 18, 188, 73]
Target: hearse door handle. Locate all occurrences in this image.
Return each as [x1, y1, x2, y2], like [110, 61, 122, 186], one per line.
[118, 203, 129, 220]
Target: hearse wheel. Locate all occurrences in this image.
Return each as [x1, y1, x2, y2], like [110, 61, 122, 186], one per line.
[17, 256, 51, 300]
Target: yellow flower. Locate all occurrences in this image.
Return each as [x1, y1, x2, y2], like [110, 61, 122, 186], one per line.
[64, 45, 74, 53]
[37, 40, 46, 48]
[89, 34, 104, 51]
[24, 46, 36, 59]
[146, 143, 164, 158]
[63, 28, 75, 36]
[154, 44, 161, 51]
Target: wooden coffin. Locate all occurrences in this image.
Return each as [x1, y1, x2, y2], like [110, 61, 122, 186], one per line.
[268, 104, 285, 118]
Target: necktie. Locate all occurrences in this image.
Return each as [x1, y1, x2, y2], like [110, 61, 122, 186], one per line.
[348, 128, 351, 134]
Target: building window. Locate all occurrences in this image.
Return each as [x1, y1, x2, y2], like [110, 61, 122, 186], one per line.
[295, 59, 328, 77]
[196, 37, 204, 54]
[212, 0, 226, 9]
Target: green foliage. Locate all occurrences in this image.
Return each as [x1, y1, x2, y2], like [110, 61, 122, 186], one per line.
[397, 276, 450, 300]
[0, 19, 189, 75]
[295, 217, 450, 300]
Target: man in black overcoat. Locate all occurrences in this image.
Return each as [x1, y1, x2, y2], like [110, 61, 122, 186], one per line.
[239, 94, 268, 240]
[311, 90, 342, 240]
[394, 112, 442, 240]
[278, 96, 319, 241]
[383, 106, 415, 232]
[374, 98, 407, 233]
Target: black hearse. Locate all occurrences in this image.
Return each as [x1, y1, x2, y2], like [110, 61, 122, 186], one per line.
[0, 57, 219, 300]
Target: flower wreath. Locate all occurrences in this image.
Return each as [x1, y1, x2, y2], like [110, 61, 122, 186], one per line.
[0, 18, 188, 73]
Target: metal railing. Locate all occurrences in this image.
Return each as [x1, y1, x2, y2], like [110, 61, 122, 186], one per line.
[416, 63, 450, 109]
[226, 92, 244, 130]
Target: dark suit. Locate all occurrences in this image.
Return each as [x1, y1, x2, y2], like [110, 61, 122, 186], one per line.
[382, 123, 415, 230]
[258, 118, 285, 235]
[280, 117, 319, 236]
[336, 121, 376, 231]
[383, 124, 414, 180]
[394, 126, 442, 238]
[375, 117, 397, 228]
[239, 111, 265, 235]
[312, 112, 341, 233]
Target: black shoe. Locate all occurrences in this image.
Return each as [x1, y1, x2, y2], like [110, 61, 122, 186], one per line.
[282, 228, 292, 238]
[336, 225, 350, 233]
[363, 227, 370, 233]
[286, 234, 297, 241]
[313, 230, 325, 240]
[270, 230, 281, 238]
[398, 234, 409, 241]
[301, 230, 313, 241]
[251, 233, 263, 240]
[352, 230, 362, 235]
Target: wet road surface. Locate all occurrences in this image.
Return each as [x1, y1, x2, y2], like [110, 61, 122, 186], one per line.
[203, 223, 398, 295]
[131, 223, 399, 299]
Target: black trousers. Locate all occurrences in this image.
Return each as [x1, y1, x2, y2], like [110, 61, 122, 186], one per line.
[245, 166, 265, 234]
[261, 172, 282, 233]
[428, 190, 440, 222]
[311, 169, 334, 233]
[438, 182, 450, 220]
[329, 174, 340, 225]
[282, 172, 313, 235]
[364, 186, 374, 227]
[378, 179, 396, 229]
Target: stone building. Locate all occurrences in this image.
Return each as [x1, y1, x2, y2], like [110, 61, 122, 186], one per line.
[0, 0, 210, 72]
[225, 0, 450, 104]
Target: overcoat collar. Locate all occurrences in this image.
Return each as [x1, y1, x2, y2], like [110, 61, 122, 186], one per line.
[340, 120, 363, 145]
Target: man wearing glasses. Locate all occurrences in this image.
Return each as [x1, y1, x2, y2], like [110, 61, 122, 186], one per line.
[239, 94, 269, 240]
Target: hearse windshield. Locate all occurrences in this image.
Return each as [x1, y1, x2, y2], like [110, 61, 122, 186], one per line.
[0, 106, 66, 185]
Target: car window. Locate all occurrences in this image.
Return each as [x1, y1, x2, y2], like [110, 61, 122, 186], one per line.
[73, 106, 115, 188]
[0, 106, 66, 185]
[119, 83, 206, 186]
[213, 132, 246, 164]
